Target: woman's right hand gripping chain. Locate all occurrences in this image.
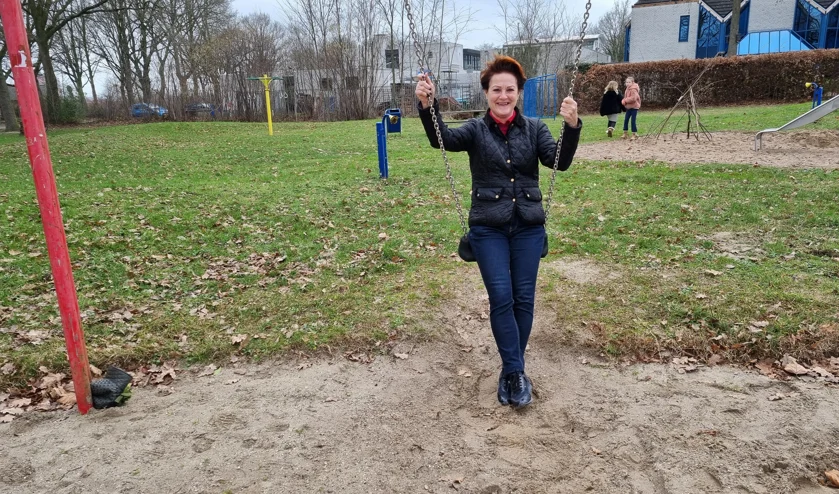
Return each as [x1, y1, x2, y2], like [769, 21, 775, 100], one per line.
[415, 72, 435, 109]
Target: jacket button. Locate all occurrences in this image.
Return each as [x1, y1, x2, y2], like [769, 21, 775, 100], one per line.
[510, 178, 515, 182]
[506, 159, 510, 163]
[477, 193, 480, 197]
[512, 198, 516, 202]
[526, 193, 530, 197]
[495, 194, 500, 199]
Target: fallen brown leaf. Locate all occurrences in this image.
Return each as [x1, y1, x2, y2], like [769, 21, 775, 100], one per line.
[8, 398, 31, 408]
[781, 355, 809, 376]
[198, 364, 218, 377]
[825, 469, 839, 487]
[755, 360, 777, 377]
[57, 393, 76, 408]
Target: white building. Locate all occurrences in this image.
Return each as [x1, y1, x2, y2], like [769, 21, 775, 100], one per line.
[503, 34, 612, 73]
[626, 0, 839, 62]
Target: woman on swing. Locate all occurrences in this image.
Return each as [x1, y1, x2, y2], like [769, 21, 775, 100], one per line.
[415, 56, 582, 409]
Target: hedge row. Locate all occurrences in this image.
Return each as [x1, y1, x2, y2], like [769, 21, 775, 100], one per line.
[574, 50, 839, 113]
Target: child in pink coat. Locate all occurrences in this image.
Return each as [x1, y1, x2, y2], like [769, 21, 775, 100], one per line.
[621, 76, 641, 140]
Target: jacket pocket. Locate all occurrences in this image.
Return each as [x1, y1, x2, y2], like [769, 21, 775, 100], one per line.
[469, 187, 511, 226]
[517, 187, 546, 225]
[473, 187, 503, 201]
[522, 187, 542, 202]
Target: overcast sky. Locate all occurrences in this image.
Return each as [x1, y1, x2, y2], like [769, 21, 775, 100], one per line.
[230, 0, 616, 49]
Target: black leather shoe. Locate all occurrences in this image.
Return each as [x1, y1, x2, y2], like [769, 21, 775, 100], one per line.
[497, 372, 511, 405]
[509, 371, 532, 409]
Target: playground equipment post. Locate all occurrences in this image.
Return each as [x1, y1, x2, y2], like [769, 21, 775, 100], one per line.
[0, 0, 93, 413]
[248, 74, 280, 135]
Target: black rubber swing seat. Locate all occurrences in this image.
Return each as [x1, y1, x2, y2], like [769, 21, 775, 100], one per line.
[90, 366, 133, 409]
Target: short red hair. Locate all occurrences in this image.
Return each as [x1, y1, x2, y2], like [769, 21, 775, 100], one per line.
[480, 56, 526, 91]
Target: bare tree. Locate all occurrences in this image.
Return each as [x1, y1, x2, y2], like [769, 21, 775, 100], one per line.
[500, 0, 575, 77]
[592, 0, 631, 63]
[162, 0, 232, 97]
[54, 2, 102, 109]
[726, 0, 741, 57]
[22, 0, 110, 122]
[92, 0, 138, 104]
[0, 42, 20, 132]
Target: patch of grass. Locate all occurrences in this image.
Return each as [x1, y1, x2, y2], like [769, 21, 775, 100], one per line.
[1, 105, 838, 386]
[579, 101, 833, 142]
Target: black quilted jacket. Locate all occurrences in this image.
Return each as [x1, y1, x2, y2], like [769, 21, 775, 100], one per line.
[599, 90, 623, 116]
[418, 101, 582, 227]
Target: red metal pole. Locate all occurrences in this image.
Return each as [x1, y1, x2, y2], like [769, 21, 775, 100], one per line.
[0, 0, 92, 414]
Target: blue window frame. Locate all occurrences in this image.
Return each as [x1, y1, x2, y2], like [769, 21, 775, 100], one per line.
[826, 8, 839, 48]
[696, 5, 723, 58]
[793, 0, 821, 47]
[624, 24, 631, 61]
[679, 15, 690, 42]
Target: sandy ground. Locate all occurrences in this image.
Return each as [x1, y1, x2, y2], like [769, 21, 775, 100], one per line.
[2, 261, 839, 494]
[576, 130, 839, 169]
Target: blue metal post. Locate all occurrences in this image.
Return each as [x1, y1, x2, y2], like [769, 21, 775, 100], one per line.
[376, 122, 388, 179]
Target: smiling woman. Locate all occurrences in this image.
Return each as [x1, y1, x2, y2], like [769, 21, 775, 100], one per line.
[414, 55, 583, 409]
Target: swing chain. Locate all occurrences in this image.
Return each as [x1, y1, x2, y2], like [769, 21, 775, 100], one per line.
[544, 0, 592, 224]
[404, 0, 591, 232]
[405, 0, 469, 235]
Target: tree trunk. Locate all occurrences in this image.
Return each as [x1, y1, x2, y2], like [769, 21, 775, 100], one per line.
[35, 36, 61, 123]
[727, 0, 741, 57]
[82, 17, 98, 105]
[0, 68, 20, 132]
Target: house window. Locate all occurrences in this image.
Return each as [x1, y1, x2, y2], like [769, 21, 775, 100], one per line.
[463, 49, 481, 71]
[320, 78, 332, 91]
[385, 49, 399, 69]
[679, 15, 690, 42]
[794, 0, 821, 48]
[827, 9, 839, 49]
[624, 24, 631, 61]
[696, 5, 723, 58]
[345, 76, 360, 90]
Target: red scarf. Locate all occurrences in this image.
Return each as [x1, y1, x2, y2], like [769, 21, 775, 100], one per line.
[490, 109, 516, 136]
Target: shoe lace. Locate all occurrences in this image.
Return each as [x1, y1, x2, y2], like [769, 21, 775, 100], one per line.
[512, 372, 526, 392]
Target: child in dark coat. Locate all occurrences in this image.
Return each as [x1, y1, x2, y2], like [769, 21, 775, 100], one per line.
[599, 81, 622, 137]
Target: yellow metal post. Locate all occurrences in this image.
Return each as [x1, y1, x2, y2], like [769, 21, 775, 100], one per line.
[262, 74, 273, 136]
[248, 74, 281, 135]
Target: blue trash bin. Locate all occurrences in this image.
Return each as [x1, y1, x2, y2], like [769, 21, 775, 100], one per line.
[384, 108, 402, 133]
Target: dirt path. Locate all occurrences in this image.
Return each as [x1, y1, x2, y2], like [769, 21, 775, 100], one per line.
[2, 266, 839, 494]
[577, 130, 839, 169]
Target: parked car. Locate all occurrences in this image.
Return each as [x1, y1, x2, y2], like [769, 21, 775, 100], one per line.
[131, 103, 168, 118]
[184, 102, 217, 118]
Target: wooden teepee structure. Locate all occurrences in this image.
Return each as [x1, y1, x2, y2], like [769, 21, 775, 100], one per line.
[647, 64, 714, 142]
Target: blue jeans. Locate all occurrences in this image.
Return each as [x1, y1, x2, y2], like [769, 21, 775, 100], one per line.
[623, 109, 638, 132]
[469, 221, 545, 375]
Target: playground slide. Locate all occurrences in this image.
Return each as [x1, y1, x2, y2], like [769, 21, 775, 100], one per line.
[755, 94, 839, 150]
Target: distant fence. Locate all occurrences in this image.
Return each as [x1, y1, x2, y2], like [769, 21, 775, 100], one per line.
[523, 74, 558, 119]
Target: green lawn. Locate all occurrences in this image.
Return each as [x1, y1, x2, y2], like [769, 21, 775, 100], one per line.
[1, 101, 837, 385]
